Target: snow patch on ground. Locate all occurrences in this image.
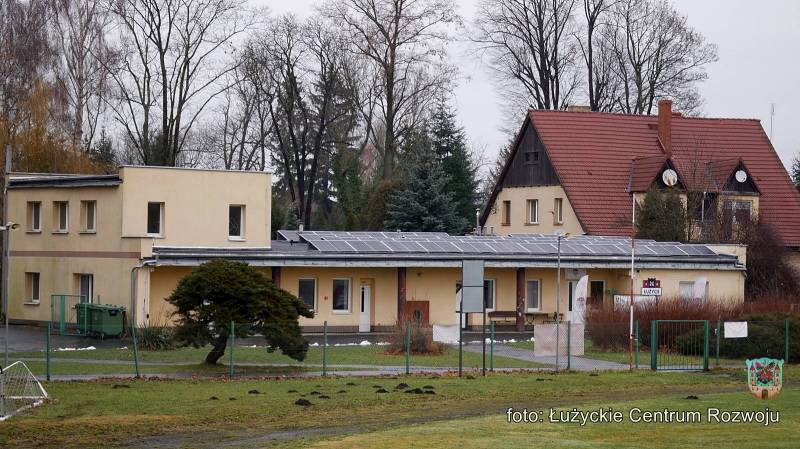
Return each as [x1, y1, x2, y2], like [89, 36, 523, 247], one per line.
[55, 346, 96, 351]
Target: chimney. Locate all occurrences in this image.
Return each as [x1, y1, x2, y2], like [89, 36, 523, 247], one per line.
[658, 99, 673, 156]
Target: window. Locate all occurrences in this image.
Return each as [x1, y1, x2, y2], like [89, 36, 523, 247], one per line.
[725, 200, 752, 224]
[298, 279, 316, 311]
[332, 279, 351, 312]
[78, 274, 94, 303]
[53, 201, 69, 232]
[229, 205, 245, 239]
[527, 199, 539, 224]
[147, 202, 164, 235]
[501, 200, 511, 225]
[484, 279, 495, 310]
[679, 281, 708, 300]
[27, 202, 42, 232]
[524, 151, 540, 164]
[590, 281, 605, 308]
[81, 201, 97, 232]
[25, 272, 40, 303]
[568, 280, 575, 312]
[526, 280, 540, 311]
[554, 198, 564, 224]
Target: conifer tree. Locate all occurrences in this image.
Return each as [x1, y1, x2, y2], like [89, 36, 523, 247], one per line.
[635, 187, 688, 242]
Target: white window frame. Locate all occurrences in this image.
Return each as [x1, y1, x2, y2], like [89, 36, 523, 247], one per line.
[298, 278, 317, 312]
[527, 199, 539, 224]
[25, 272, 41, 304]
[526, 279, 541, 312]
[679, 281, 708, 301]
[81, 200, 97, 233]
[332, 278, 351, 313]
[27, 201, 42, 232]
[228, 204, 246, 240]
[146, 202, 165, 237]
[554, 198, 564, 224]
[54, 201, 69, 233]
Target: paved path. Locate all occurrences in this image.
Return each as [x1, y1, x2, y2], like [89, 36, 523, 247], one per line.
[460, 344, 629, 371]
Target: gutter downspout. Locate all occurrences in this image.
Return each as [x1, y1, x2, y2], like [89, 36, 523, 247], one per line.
[130, 260, 156, 328]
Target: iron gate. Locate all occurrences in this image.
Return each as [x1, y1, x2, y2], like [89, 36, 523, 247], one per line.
[650, 320, 709, 371]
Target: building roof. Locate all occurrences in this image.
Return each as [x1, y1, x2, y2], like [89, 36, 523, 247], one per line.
[519, 110, 800, 246]
[149, 230, 742, 270]
[8, 173, 121, 189]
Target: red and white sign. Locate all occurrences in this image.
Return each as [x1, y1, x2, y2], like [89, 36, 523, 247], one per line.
[641, 278, 662, 296]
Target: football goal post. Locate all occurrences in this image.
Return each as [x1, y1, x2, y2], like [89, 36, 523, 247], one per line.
[0, 361, 49, 420]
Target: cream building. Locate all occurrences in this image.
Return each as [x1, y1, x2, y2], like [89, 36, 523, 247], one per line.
[7, 166, 746, 333]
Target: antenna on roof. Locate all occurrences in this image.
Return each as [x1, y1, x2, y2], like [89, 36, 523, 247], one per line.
[770, 103, 775, 140]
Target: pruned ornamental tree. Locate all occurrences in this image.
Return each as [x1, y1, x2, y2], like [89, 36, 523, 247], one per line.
[635, 186, 687, 242]
[168, 259, 313, 364]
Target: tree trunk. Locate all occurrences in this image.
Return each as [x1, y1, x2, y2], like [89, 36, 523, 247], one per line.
[205, 334, 229, 364]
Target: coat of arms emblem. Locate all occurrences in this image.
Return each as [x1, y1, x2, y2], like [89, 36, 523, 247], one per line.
[746, 358, 783, 399]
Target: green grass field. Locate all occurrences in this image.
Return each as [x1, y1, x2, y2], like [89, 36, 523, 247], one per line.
[1, 367, 795, 448]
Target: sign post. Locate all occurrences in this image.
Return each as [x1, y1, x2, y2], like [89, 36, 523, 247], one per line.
[461, 260, 485, 376]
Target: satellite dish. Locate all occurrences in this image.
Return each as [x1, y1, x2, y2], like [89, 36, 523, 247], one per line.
[662, 169, 678, 187]
[735, 170, 748, 183]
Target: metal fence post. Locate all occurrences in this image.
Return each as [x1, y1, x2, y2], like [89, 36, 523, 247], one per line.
[405, 320, 410, 375]
[490, 321, 495, 372]
[566, 321, 571, 371]
[229, 321, 235, 379]
[322, 320, 328, 377]
[716, 320, 722, 368]
[650, 320, 657, 371]
[46, 321, 51, 381]
[634, 321, 639, 369]
[130, 319, 140, 378]
[703, 320, 709, 371]
[785, 319, 790, 363]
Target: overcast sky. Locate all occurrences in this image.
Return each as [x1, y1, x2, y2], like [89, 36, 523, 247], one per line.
[255, 0, 800, 172]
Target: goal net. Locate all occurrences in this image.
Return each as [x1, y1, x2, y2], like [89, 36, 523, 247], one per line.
[0, 361, 49, 420]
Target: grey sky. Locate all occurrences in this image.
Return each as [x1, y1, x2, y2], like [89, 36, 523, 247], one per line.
[256, 0, 800, 171]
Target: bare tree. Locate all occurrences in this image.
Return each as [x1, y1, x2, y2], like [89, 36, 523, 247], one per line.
[577, 0, 618, 111]
[472, 0, 582, 113]
[322, 0, 459, 180]
[607, 0, 717, 115]
[243, 15, 359, 228]
[106, 0, 257, 166]
[51, 0, 113, 150]
[0, 0, 58, 142]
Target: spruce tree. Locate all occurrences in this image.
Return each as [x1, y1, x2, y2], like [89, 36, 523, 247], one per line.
[429, 98, 479, 234]
[792, 152, 800, 191]
[384, 141, 469, 234]
[635, 186, 688, 242]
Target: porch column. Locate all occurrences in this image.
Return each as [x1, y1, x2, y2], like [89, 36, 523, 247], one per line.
[397, 267, 407, 321]
[516, 267, 525, 332]
[271, 266, 281, 288]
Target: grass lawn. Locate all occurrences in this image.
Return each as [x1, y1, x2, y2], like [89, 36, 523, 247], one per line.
[2, 367, 793, 448]
[293, 389, 799, 449]
[11, 344, 545, 377]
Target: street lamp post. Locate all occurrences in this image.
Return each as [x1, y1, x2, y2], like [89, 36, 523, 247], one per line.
[1, 222, 18, 366]
[555, 231, 570, 371]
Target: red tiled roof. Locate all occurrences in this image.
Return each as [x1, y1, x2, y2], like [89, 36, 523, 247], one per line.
[527, 110, 800, 247]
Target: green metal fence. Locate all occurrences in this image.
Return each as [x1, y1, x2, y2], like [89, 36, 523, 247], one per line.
[50, 294, 88, 336]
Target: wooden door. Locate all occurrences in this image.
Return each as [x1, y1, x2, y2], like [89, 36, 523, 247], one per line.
[403, 301, 430, 325]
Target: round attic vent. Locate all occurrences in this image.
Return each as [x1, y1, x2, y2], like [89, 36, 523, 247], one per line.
[735, 170, 748, 183]
[662, 169, 678, 187]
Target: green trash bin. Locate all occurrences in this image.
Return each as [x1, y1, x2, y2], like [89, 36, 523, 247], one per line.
[77, 304, 126, 338]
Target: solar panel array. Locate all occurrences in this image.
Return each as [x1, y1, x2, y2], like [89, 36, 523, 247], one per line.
[289, 230, 718, 258]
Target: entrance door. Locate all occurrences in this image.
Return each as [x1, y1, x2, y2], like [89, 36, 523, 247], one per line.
[359, 285, 371, 332]
[80, 274, 94, 303]
[590, 280, 605, 310]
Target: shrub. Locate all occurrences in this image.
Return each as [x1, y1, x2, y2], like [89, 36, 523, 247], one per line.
[136, 322, 176, 351]
[385, 317, 445, 356]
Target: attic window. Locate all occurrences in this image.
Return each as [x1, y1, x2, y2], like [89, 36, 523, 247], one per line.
[524, 151, 540, 165]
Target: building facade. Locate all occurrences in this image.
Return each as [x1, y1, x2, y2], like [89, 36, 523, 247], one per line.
[480, 100, 800, 271]
[8, 166, 746, 333]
